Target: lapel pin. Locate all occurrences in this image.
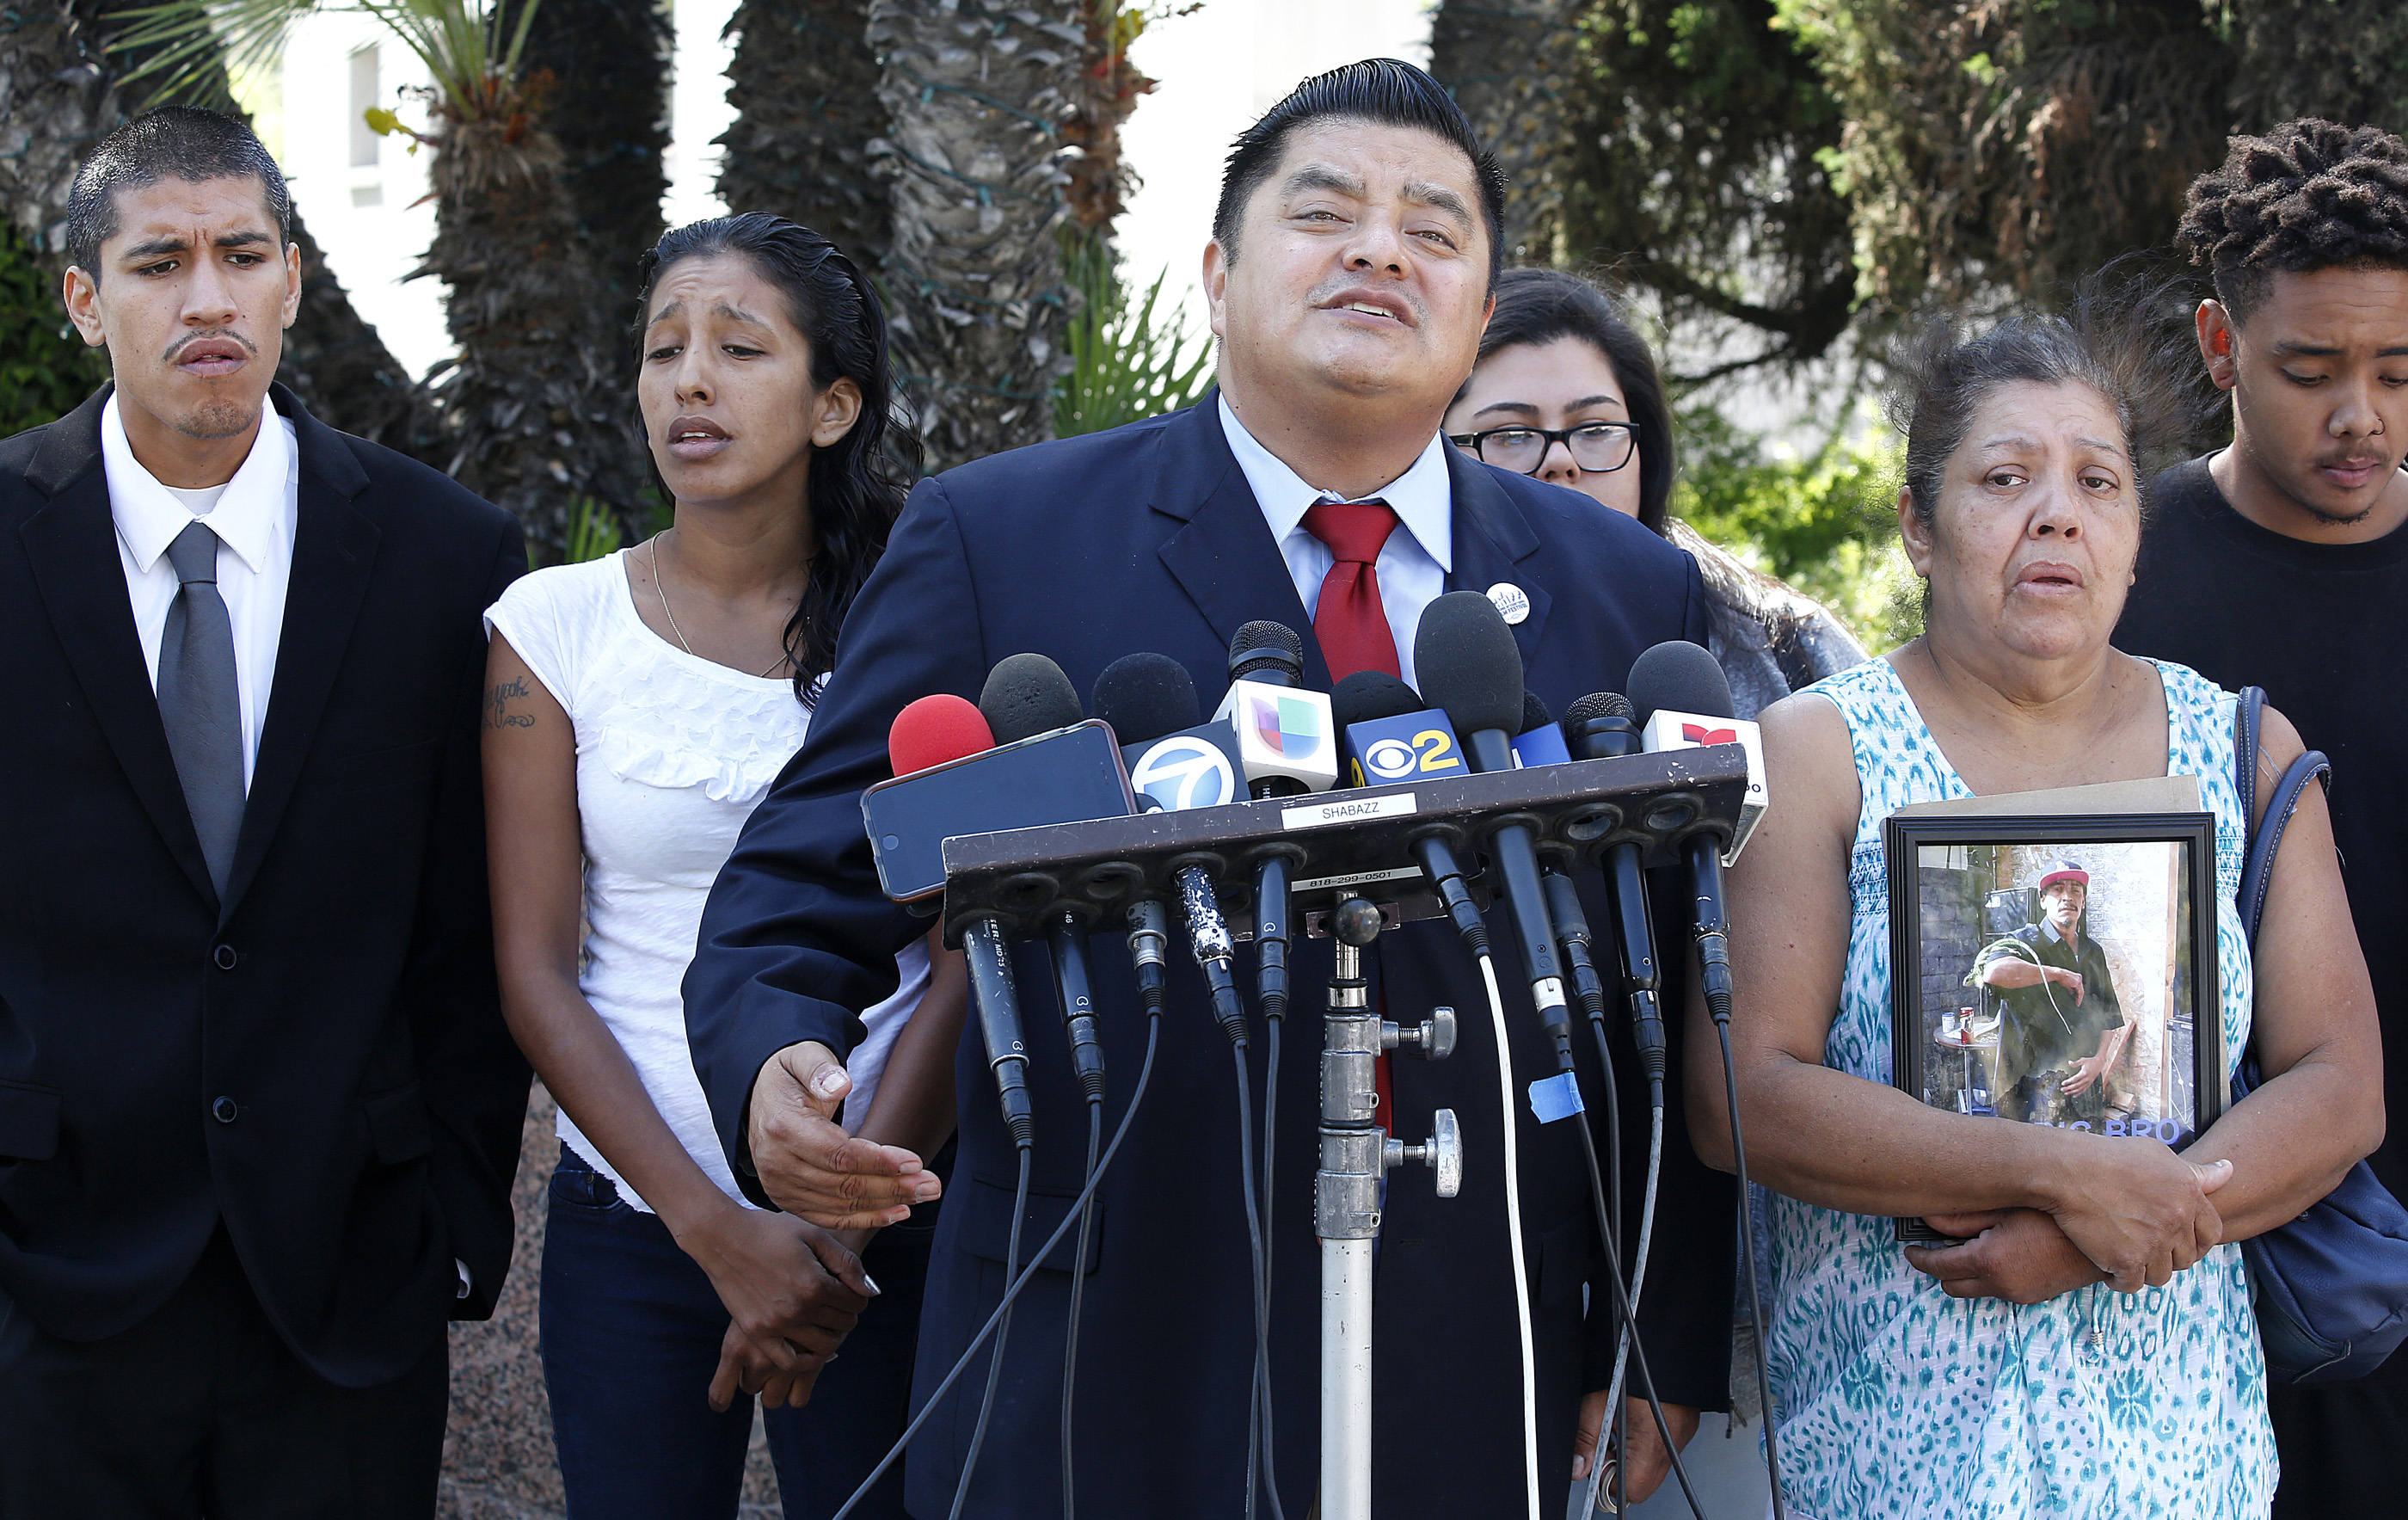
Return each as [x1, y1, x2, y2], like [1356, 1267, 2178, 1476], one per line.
[1486, 582, 1531, 625]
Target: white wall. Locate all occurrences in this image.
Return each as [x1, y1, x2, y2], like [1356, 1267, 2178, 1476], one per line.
[663, 0, 738, 231]
[1117, 0, 1433, 333]
[277, 13, 447, 379]
[266, 3, 1428, 385]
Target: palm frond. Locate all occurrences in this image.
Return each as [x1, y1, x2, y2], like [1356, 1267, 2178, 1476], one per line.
[107, 0, 544, 120]
[1054, 232, 1213, 437]
[109, 0, 322, 109]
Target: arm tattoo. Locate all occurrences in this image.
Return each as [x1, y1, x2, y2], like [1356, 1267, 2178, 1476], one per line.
[483, 674, 536, 731]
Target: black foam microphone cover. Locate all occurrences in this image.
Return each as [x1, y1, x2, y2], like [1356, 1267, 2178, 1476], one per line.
[1091, 652, 1201, 746]
[1330, 669, 1424, 731]
[1563, 691, 1635, 727]
[1627, 640, 1736, 725]
[1413, 590, 1525, 738]
[979, 652, 1086, 744]
[1229, 619, 1305, 687]
[1520, 690, 1553, 734]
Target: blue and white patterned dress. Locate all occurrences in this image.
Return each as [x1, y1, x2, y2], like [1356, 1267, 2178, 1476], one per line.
[1761, 655, 2273, 1519]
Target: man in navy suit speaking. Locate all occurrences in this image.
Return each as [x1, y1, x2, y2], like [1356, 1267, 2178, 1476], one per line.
[684, 59, 1733, 1517]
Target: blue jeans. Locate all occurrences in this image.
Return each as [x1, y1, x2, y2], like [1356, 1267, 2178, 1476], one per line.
[541, 1149, 937, 1520]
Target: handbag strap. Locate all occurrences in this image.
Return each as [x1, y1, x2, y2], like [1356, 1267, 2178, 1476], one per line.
[2233, 686, 2265, 837]
[2232, 686, 2333, 946]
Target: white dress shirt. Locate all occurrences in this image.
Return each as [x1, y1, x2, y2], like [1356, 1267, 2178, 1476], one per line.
[1218, 394, 1453, 691]
[104, 394, 298, 789]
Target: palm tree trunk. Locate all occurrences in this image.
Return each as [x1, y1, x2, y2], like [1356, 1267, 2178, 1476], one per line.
[717, 0, 890, 275]
[280, 206, 444, 454]
[0, 0, 439, 452]
[0, 0, 121, 259]
[519, 0, 671, 383]
[1429, 0, 1582, 264]
[421, 105, 649, 559]
[1061, 1, 1155, 237]
[868, 0, 1082, 470]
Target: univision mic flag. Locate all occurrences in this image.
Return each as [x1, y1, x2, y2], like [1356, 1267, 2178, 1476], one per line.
[1213, 681, 1339, 793]
[1639, 709, 1766, 863]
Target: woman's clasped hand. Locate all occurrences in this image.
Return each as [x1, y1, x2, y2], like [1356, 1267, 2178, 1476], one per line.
[1905, 1143, 2235, 1302]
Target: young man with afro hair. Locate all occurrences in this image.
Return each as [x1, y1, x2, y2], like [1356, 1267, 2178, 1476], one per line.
[2116, 117, 2408, 1517]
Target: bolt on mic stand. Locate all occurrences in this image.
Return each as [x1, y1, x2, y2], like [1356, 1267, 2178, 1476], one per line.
[1315, 895, 1460, 1520]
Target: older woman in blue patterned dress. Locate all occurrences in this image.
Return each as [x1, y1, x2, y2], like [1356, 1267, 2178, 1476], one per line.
[1692, 311, 2384, 1518]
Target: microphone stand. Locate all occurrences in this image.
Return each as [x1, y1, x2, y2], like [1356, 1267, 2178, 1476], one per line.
[1315, 895, 1459, 1520]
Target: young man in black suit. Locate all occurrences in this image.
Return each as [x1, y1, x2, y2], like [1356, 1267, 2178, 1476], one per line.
[0, 107, 528, 1516]
[683, 60, 1730, 1517]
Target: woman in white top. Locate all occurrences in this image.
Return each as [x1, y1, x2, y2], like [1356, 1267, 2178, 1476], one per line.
[482, 213, 962, 1520]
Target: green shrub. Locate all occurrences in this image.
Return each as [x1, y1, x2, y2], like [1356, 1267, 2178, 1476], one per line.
[1054, 231, 1213, 438]
[1674, 400, 1923, 650]
[0, 223, 108, 439]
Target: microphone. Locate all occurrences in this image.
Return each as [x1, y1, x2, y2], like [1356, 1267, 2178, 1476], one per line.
[1094, 653, 1247, 813]
[1628, 639, 1766, 862]
[889, 693, 994, 775]
[1333, 669, 1467, 786]
[981, 651, 1088, 744]
[1511, 691, 1572, 769]
[1627, 642, 1755, 1037]
[885, 698, 1035, 1148]
[1213, 619, 1339, 797]
[1089, 651, 1249, 1048]
[1414, 591, 1570, 1037]
[1329, 671, 1486, 953]
[1562, 691, 1666, 1104]
[975, 654, 1110, 1105]
[1212, 622, 1330, 1034]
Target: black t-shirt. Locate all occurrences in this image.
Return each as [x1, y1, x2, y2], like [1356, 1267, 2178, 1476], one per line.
[2116, 455, 2408, 1205]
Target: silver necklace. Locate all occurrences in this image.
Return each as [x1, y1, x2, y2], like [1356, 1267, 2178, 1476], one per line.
[648, 532, 788, 679]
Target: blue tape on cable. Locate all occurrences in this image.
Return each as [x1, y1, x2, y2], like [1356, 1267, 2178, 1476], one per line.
[1527, 1070, 1585, 1124]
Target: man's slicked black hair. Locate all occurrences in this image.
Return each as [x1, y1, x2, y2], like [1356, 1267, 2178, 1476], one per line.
[2177, 118, 2408, 326]
[1213, 57, 1508, 286]
[64, 105, 291, 283]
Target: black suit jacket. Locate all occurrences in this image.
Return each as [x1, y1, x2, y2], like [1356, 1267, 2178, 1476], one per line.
[684, 395, 1735, 1516]
[0, 385, 528, 1387]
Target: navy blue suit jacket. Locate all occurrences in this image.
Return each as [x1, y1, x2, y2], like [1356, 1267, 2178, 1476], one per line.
[685, 395, 1735, 1517]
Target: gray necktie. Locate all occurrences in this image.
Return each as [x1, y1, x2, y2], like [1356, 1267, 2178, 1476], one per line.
[158, 519, 244, 896]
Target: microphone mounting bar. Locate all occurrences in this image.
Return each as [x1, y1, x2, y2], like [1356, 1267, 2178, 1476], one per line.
[936, 746, 1749, 948]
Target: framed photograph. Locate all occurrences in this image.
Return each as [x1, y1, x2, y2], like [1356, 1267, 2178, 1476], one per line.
[1884, 811, 2225, 1245]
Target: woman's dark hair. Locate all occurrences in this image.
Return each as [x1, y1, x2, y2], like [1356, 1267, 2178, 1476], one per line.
[2178, 119, 2408, 327]
[1215, 58, 1508, 286]
[636, 212, 920, 706]
[1888, 280, 2194, 534]
[1459, 268, 1675, 532]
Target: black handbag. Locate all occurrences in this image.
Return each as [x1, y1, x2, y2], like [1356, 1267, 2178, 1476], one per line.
[2227, 686, 2408, 1385]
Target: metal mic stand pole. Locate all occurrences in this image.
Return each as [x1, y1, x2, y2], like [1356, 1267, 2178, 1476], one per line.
[1316, 897, 1459, 1520]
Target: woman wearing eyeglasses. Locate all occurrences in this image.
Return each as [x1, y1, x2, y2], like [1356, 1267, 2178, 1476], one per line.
[1444, 268, 1865, 716]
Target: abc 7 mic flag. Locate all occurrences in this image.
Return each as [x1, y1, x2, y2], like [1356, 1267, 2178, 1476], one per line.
[1124, 724, 1246, 812]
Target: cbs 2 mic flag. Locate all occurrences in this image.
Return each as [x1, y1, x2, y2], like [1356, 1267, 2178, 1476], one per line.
[1343, 708, 1467, 787]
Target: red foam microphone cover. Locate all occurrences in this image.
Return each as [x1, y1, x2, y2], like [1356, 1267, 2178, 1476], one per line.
[888, 694, 995, 776]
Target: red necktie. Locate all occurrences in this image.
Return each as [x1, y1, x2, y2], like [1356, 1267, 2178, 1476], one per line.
[1300, 497, 1404, 1133]
[1301, 498, 1401, 680]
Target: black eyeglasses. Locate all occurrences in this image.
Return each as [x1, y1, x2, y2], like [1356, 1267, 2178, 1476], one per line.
[1449, 421, 1642, 477]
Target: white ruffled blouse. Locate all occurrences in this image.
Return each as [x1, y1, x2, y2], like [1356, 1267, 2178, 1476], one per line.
[486, 550, 928, 1212]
